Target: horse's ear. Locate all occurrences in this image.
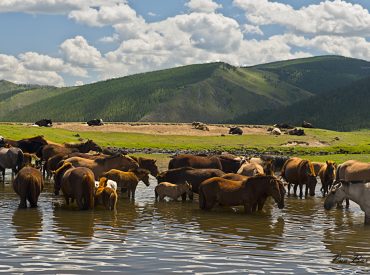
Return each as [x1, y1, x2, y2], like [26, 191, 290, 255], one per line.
[326, 160, 329, 165]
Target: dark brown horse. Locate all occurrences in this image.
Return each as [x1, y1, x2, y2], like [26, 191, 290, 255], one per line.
[281, 157, 317, 198]
[130, 156, 159, 177]
[13, 166, 44, 208]
[53, 162, 95, 210]
[199, 176, 285, 213]
[168, 154, 222, 170]
[4, 135, 48, 154]
[157, 167, 225, 199]
[0, 147, 24, 181]
[319, 160, 336, 197]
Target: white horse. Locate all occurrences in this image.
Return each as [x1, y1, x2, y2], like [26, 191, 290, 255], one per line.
[94, 179, 117, 191]
[324, 182, 370, 225]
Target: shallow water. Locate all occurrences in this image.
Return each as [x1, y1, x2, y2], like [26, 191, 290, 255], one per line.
[1, 172, 369, 274]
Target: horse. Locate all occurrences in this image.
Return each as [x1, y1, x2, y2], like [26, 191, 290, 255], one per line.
[312, 162, 325, 176]
[130, 156, 159, 177]
[63, 154, 139, 180]
[95, 179, 118, 210]
[0, 147, 24, 181]
[221, 173, 249, 181]
[102, 168, 150, 199]
[318, 161, 336, 196]
[324, 182, 370, 225]
[168, 154, 222, 170]
[22, 153, 41, 169]
[53, 162, 95, 210]
[217, 154, 243, 173]
[155, 182, 192, 201]
[4, 135, 48, 154]
[199, 175, 285, 213]
[281, 157, 317, 198]
[95, 177, 117, 191]
[156, 167, 225, 199]
[237, 161, 264, 176]
[13, 166, 44, 208]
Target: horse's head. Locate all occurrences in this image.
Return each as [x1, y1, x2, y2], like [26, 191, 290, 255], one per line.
[269, 178, 286, 209]
[138, 157, 159, 177]
[324, 182, 347, 210]
[264, 159, 275, 176]
[53, 162, 73, 195]
[326, 160, 336, 178]
[136, 168, 150, 186]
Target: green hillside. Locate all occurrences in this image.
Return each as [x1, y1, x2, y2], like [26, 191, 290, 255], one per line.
[254, 55, 370, 94]
[1, 62, 312, 122]
[232, 76, 370, 131]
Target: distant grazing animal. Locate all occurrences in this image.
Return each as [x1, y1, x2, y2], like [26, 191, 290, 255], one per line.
[155, 182, 192, 201]
[0, 147, 24, 180]
[288, 128, 305, 136]
[13, 167, 44, 208]
[130, 156, 159, 177]
[302, 121, 314, 128]
[102, 168, 150, 199]
[271, 128, 282, 135]
[156, 167, 225, 198]
[281, 157, 317, 198]
[324, 182, 370, 225]
[312, 162, 325, 176]
[199, 176, 285, 213]
[273, 123, 293, 129]
[237, 161, 264, 176]
[229, 127, 243, 135]
[53, 162, 95, 210]
[169, 154, 222, 170]
[35, 119, 52, 127]
[87, 119, 104, 126]
[95, 179, 117, 210]
[63, 154, 139, 180]
[319, 161, 336, 196]
[0, 136, 5, 147]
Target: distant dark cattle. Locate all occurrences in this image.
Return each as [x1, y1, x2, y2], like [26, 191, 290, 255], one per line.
[302, 121, 314, 128]
[35, 119, 52, 127]
[288, 128, 305, 136]
[229, 127, 243, 135]
[87, 119, 104, 126]
[0, 136, 5, 147]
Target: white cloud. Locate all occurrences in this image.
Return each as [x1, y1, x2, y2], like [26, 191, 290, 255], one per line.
[242, 24, 263, 35]
[234, 0, 370, 37]
[69, 3, 138, 27]
[60, 36, 102, 67]
[186, 0, 222, 13]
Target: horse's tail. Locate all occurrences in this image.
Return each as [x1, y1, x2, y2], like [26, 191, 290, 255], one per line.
[280, 159, 289, 180]
[199, 185, 206, 210]
[82, 175, 94, 210]
[27, 175, 39, 207]
[16, 150, 24, 172]
[109, 191, 117, 210]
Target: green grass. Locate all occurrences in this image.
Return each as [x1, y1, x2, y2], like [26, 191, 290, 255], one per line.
[1, 124, 370, 158]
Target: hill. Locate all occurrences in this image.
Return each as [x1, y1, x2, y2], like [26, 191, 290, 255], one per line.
[232, 76, 370, 131]
[253, 55, 370, 94]
[1, 62, 312, 122]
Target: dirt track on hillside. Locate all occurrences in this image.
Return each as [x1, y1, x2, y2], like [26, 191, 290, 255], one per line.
[52, 122, 269, 136]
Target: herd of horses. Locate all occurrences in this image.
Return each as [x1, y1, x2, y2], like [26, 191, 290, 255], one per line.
[0, 135, 370, 224]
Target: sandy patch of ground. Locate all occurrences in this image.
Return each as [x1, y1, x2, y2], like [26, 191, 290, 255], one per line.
[53, 122, 270, 136]
[281, 141, 329, 147]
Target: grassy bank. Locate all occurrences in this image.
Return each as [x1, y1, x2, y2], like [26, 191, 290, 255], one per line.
[1, 123, 370, 163]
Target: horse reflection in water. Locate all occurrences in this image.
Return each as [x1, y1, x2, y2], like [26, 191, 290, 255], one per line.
[12, 208, 43, 241]
[153, 198, 285, 251]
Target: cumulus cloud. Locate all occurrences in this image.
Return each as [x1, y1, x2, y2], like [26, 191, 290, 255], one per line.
[234, 0, 370, 37]
[242, 24, 263, 35]
[185, 0, 222, 13]
[60, 36, 102, 67]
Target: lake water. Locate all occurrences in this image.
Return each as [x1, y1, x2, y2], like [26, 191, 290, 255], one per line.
[0, 171, 369, 274]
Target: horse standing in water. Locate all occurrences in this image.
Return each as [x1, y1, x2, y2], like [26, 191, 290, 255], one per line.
[0, 147, 24, 181]
[324, 182, 370, 225]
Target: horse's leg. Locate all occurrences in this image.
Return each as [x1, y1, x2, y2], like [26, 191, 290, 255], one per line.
[181, 193, 187, 201]
[244, 203, 252, 214]
[19, 196, 27, 208]
[188, 191, 194, 200]
[257, 198, 267, 211]
[305, 183, 309, 198]
[65, 196, 70, 205]
[43, 161, 47, 178]
[345, 198, 350, 208]
[365, 213, 370, 225]
[293, 183, 298, 196]
[76, 198, 84, 210]
[287, 183, 291, 196]
[252, 202, 258, 212]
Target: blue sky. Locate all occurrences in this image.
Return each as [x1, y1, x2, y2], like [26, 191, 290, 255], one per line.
[0, 0, 369, 86]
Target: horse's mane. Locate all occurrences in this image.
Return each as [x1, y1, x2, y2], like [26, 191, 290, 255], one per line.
[54, 161, 73, 176]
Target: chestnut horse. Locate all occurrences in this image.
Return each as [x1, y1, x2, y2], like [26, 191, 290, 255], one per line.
[281, 157, 317, 198]
[95, 180, 118, 210]
[63, 154, 139, 180]
[53, 162, 95, 210]
[130, 156, 159, 177]
[199, 175, 285, 213]
[318, 161, 336, 196]
[13, 166, 44, 208]
[237, 161, 264, 177]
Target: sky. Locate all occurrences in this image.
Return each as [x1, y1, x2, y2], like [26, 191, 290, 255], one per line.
[0, 0, 370, 87]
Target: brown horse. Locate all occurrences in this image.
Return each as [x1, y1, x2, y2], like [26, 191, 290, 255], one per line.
[199, 176, 285, 213]
[312, 162, 325, 176]
[5, 135, 48, 154]
[281, 157, 317, 198]
[168, 154, 222, 170]
[217, 154, 243, 173]
[53, 162, 95, 210]
[13, 166, 44, 208]
[157, 167, 225, 199]
[63, 154, 139, 180]
[319, 161, 336, 197]
[95, 180, 118, 210]
[130, 156, 159, 177]
[102, 168, 150, 199]
[221, 173, 249, 181]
